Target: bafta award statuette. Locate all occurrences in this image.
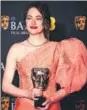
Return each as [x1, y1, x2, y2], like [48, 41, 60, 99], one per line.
[31, 68, 49, 107]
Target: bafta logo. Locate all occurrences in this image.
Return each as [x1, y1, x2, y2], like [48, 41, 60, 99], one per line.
[31, 68, 50, 107]
[1, 97, 10, 110]
[74, 16, 86, 31]
[1, 16, 9, 30]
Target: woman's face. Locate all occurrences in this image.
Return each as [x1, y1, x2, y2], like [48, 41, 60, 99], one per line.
[25, 7, 44, 35]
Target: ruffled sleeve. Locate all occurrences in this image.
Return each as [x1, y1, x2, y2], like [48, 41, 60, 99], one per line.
[55, 38, 87, 94]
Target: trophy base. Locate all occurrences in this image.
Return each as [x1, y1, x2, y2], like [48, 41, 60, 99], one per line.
[34, 96, 46, 107]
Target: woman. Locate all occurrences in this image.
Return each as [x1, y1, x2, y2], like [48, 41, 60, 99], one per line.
[2, 2, 87, 110]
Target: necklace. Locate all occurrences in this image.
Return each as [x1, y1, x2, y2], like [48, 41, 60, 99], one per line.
[27, 39, 49, 47]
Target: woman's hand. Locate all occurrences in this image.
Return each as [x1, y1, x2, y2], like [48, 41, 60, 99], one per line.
[30, 88, 43, 100]
[36, 99, 51, 110]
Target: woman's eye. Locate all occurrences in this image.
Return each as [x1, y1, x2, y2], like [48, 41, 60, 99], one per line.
[37, 18, 42, 20]
[26, 17, 31, 20]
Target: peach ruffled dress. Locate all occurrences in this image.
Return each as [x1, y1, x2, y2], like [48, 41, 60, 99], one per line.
[15, 38, 87, 110]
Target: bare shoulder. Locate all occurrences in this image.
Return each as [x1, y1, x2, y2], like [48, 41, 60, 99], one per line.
[7, 40, 27, 61]
[9, 40, 27, 52]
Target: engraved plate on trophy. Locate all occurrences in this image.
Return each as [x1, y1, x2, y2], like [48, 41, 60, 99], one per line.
[31, 68, 49, 107]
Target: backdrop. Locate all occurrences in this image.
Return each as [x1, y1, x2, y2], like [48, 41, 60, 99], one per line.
[1, 1, 87, 110]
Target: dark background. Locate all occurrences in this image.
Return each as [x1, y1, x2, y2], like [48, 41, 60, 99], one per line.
[1, 1, 87, 110]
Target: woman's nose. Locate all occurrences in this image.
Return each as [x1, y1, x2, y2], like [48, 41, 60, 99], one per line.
[31, 19, 36, 25]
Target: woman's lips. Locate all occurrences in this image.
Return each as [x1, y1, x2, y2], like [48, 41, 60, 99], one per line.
[30, 26, 37, 29]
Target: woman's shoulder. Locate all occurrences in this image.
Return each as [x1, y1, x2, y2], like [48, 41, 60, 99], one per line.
[7, 40, 27, 61]
[9, 40, 26, 51]
[7, 40, 27, 58]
